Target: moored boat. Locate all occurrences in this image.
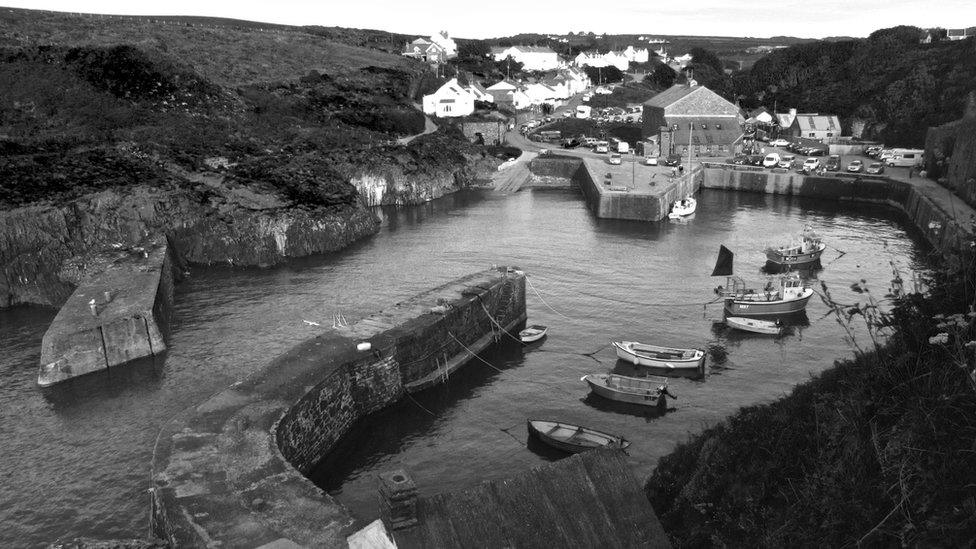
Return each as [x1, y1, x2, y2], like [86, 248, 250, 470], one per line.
[668, 196, 697, 219]
[581, 373, 672, 408]
[519, 324, 548, 343]
[717, 272, 813, 317]
[765, 230, 825, 266]
[526, 419, 630, 454]
[725, 316, 783, 335]
[611, 341, 705, 371]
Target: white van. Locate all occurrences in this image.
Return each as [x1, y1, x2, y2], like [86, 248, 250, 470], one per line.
[762, 153, 781, 168]
[576, 105, 592, 119]
[885, 148, 924, 167]
[595, 141, 609, 153]
[617, 141, 630, 154]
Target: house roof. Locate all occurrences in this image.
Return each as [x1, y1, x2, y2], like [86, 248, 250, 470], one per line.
[391, 449, 671, 548]
[644, 84, 700, 109]
[794, 114, 841, 132]
[775, 112, 796, 128]
[486, 79, 518, 91]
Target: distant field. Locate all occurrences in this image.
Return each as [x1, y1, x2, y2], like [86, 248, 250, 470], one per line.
[0, 8, 417, 86]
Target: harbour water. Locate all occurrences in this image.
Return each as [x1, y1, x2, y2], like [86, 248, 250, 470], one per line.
[0, 186, 929, 546]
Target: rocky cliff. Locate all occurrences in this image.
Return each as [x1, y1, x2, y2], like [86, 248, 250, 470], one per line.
[0, 181, 380, 308]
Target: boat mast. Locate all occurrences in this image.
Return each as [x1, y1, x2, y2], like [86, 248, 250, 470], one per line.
[686, 119, 694, 197]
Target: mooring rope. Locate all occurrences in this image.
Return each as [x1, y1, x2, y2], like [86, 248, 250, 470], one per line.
[525, 275, 576, 321]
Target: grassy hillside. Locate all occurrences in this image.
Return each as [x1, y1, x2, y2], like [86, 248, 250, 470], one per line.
[646, 259, 976, 547]
[0, 8, 486, 211]
[0, 7, 416, 86]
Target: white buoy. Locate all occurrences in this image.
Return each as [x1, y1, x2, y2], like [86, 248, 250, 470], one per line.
[357, 342, 372, 352]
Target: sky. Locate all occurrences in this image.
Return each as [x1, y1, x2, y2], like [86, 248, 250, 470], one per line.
[3, 0, 975, 39]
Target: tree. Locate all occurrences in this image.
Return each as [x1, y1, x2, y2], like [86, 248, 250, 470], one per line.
[649, 63, 676, 89]
[689, 47, 723, 74]
[583, 65, 623, 84]
[457, 40, 490, 60]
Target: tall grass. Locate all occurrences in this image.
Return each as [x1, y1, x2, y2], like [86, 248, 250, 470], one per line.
[646, 249, 976, 547]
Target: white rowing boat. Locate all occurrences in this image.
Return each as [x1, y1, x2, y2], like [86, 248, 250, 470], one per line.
[519, 324, 548, 343]
[611, 341, 705, 371]
[527, 419, 630, 454]
[726, 316, 783, 335]
[581, 373, 671, 408]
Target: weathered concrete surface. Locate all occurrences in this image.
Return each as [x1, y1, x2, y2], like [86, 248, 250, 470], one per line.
[531, 156, 701, 221]
[38, 240, 174, 386]
[394, 449, 672, 548]
[150, 268, 526, 548]
[701, 165, 976, 255]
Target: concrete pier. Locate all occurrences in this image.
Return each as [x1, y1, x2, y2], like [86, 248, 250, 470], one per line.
[38, 240, 174, 387]
[528, 155, 701, 221]
[150, 267, 526, 547]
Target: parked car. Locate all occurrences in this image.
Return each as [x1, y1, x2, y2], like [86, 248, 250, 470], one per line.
[778, 154, 796, 169]
[732, 154, 748, 165]
[561, 138, 581, 149]
[802, 158, 821, 172]
[847, 160, 864, 172]
[825, 155, 842, 171]
[864, 145, 884, 157]
[563, 110, 573, 117]
[762, 153, 781, 168]
[595, 141, 610, 153]
[748, 154, 765, 166]
[608, 153, 622, 165]
[664, 153, 682, 166]
[770, 138, 790, 147]
[644, 156, 658, 166]
[866, 162, 885, 174]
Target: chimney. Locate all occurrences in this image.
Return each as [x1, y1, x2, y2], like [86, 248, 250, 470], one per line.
[789, 108, 797, 117]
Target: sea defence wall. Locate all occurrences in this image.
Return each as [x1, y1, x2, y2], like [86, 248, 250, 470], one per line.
[150, 267, 526, 547]
[701, 164, 974, 254]
[37, 240, 174, 386]
[529, 156, 701, 221]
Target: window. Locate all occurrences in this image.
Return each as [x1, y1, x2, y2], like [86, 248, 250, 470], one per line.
[809, 133, 816, 137]
[826, 132, 834, 137]
[443, 105, 452, 112]
[701, 123, 707, 130]
[716, 124, 722, 130]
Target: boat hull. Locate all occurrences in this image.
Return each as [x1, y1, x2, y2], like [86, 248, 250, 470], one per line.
[612, 341, 705, 370]
[583, 374, 667, 407]
[765, 244, 826, 265]
[519, 325, 548, 343]
[725, 316, 782, 335]
[527, 420, 630, 454]
[724, 290, 813, 317]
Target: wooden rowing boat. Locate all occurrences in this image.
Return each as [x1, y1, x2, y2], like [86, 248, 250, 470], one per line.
[526, 420, 630, 454]
[726, 316, 783, 335]
[581, 373, 670, 408]
[611, 341, 705, 370]
[519, 324, 548, 343]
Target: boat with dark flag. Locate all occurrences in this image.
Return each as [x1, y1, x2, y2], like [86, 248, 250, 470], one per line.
[711, 245, 814, 316]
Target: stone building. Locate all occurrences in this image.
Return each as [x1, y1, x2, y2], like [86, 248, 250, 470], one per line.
[641, 82, 743, 158]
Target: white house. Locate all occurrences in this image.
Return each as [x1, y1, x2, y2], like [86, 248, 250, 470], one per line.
[429, 31, 457, 58]
[486, 79, 532, 110]
[622, 46, 649, 63]
[574, 50, 629, 71]
[422, 78, 474, 117]
[523, 82, 560, 105]
[491, 46, 560, 71]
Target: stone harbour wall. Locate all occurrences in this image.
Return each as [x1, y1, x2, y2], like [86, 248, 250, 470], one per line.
[701, 166, 974, 255]
[150, 268, 526, 547]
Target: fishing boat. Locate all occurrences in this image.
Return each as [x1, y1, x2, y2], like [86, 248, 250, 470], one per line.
[725, 316, 783, 335]
[765, 229, 825, 266]
[611, 341, 706, 371]
[717, 271, 814, 316]
[668, 196, 697, 219]
[519, 324, 548, 343]
[581, 373, 672, 407]
[526, 419, 630, 454]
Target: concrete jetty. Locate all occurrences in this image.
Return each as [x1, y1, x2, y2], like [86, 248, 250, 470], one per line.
[38, 240, 174, 387]
[150, 267, 526, 547]
[526, 154, 700, 221]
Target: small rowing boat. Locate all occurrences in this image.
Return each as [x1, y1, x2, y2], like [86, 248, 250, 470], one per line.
[726, 316, 783, 335]
[519, 324, 548, 343]
[581, 373, 671, 408]
[527, 419, 630, 454]
[611, 341, 705, 371]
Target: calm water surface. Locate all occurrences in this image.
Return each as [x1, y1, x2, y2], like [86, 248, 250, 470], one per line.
[0, 187, 929, 546]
